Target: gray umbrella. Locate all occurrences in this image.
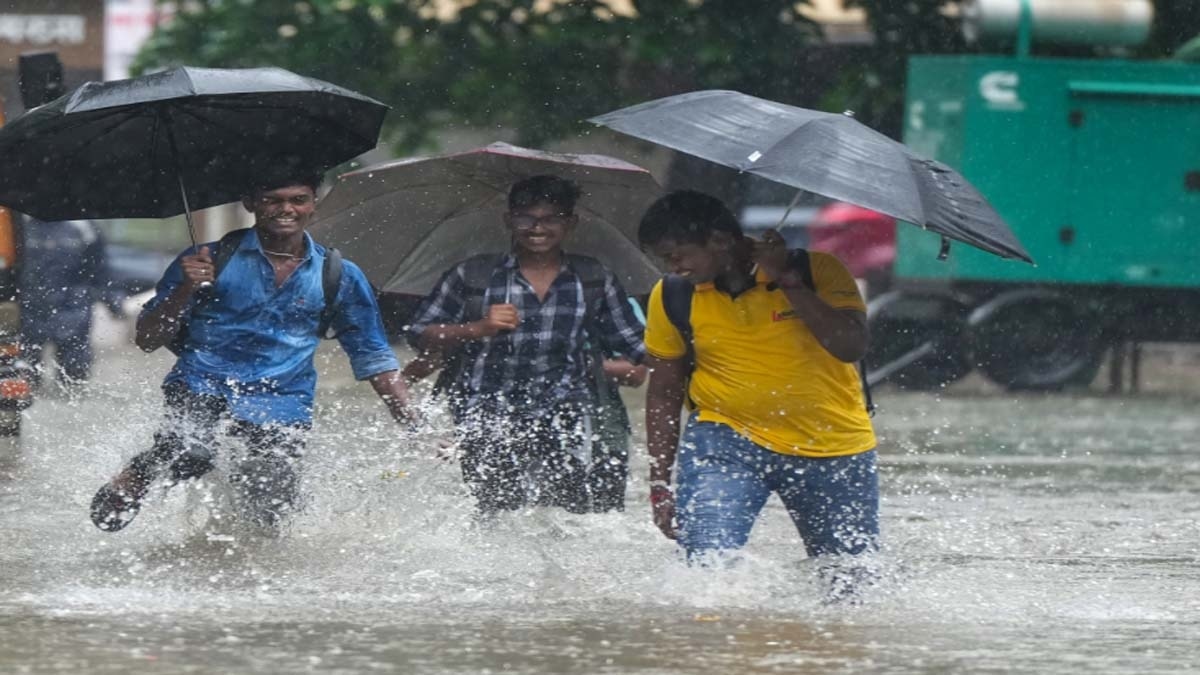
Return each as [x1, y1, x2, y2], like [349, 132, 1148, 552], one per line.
[589, 90, 1032, 263]
[310, 142, 663, 295]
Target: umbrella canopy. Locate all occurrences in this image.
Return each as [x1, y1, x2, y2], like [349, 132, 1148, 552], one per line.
[589, 90, 1032, 263]
[0, 66, 387, 222]
[310, 142, 664, 295]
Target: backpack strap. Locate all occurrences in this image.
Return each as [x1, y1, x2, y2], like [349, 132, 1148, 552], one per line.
[317, 246, 343, 339]
[660, 274, 697, 408]
[431, 254, 504, 398]
[661, 274, 695, 351]
[565, 254, 618, 409]
[459, 253, 506, 321]
[211, 228, 252, 281]
[166, 228, 250, 355]
[564, 254, 608, 317]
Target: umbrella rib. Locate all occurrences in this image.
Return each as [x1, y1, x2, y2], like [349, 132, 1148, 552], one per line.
[48, 107, 151, 155]
[38, 108, 159, 216]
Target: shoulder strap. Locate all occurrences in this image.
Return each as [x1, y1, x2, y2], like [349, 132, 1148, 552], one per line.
[459, 254, 505, 322]
[565, 254, 617, 408]
[167, 228, 248, 355]
[566, 253, 607, 287]
[789, 249, 874, 415]
[566, 254, 609, 325]
[661, 274, 695, 347]
[431, 254, 503, 398]
[660, 274, 697, 408]
[317, 246, 343, 339]
[212, 228, 252, 281]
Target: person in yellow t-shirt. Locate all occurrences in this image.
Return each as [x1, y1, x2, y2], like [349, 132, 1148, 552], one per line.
[639, 190, 878, 584]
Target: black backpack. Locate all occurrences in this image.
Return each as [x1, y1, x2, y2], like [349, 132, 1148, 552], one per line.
[167, 228, 343, 355]
[659, 249, 875, 415]
[431, 253, 611, 401]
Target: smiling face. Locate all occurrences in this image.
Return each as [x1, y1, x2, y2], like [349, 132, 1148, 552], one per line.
[504, 200, 576, 255]
[243, 185, 317, 239]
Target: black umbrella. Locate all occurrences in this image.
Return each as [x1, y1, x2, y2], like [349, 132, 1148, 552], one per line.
[589, 90, 1032, 263]
[0, 66, 387, 248]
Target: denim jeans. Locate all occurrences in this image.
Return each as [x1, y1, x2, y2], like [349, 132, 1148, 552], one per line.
[675, 417, 879, 561]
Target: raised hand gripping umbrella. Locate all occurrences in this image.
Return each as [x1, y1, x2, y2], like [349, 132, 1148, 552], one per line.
[0, 66, 388, 249]
[310, 142, 663, 296]
[589, 89, 1032, 263]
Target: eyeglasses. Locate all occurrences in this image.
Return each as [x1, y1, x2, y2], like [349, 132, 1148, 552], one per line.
[509, 213, 572, 230]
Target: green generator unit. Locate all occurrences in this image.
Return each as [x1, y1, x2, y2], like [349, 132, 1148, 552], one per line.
[869, 0, 1200, 391]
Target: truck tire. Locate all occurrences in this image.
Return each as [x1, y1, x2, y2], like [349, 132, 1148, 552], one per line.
[866, 290, 972, 390]
[967, 290, 1105, 391]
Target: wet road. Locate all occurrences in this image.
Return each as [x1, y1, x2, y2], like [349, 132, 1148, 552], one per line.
[1, 338, 1198, 674]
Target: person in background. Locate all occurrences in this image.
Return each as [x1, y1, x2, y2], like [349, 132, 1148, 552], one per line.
[18, 217, 125, 390]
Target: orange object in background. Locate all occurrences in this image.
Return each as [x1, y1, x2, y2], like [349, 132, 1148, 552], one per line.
[0, 99, 12, 272]
[0, 208, 15, 274]
[0, 378, 30, 400]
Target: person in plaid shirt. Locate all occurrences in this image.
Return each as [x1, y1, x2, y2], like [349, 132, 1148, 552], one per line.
[407, 175, 645, 516]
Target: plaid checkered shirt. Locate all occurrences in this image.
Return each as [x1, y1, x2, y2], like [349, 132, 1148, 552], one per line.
[407, 253, 646, 413]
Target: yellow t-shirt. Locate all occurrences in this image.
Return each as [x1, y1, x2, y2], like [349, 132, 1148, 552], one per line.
[644, 251, 876, 457]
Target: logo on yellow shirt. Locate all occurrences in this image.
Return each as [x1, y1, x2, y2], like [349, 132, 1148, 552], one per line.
[772, 309, 797, 322]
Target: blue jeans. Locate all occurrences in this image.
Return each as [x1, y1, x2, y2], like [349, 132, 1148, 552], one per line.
[675, 418, 879, 561]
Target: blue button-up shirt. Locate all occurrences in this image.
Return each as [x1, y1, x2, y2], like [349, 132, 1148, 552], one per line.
[143, 229, 399, 425]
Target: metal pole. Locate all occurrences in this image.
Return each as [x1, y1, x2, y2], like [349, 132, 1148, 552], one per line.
[1017, 0, 1033, 58]
[772, 189, 806, 232]
[161, 107, 211, 288]
[160, 108, 199, 250]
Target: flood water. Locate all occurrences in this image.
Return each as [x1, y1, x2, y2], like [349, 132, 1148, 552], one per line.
[2, 336, 1198, 674]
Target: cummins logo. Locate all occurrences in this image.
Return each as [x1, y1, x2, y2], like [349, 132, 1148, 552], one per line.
[979, 71, 1024, 110]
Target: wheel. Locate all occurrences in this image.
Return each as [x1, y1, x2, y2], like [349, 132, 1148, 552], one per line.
[0, 410, 21, 436]
[866, 290, 972, 390]
[967, 290, 1105, 391]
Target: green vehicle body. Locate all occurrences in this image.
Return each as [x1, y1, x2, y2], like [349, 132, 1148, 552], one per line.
[871, 53, 1200, 390]
[900, 54, 1200, 289]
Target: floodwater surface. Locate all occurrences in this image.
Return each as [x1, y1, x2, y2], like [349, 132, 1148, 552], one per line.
[1, 340, 1197, 674]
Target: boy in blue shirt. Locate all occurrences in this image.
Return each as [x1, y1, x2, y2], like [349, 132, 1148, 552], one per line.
[90, 173, 415, 533]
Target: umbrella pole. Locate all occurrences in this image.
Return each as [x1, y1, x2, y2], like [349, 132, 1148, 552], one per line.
[163, 113, 211, 288]
[772, 189, 805, 231]
[174, 171, 200, 251]
[160, 110, 200, 251]
[750, 189, 807, 277]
